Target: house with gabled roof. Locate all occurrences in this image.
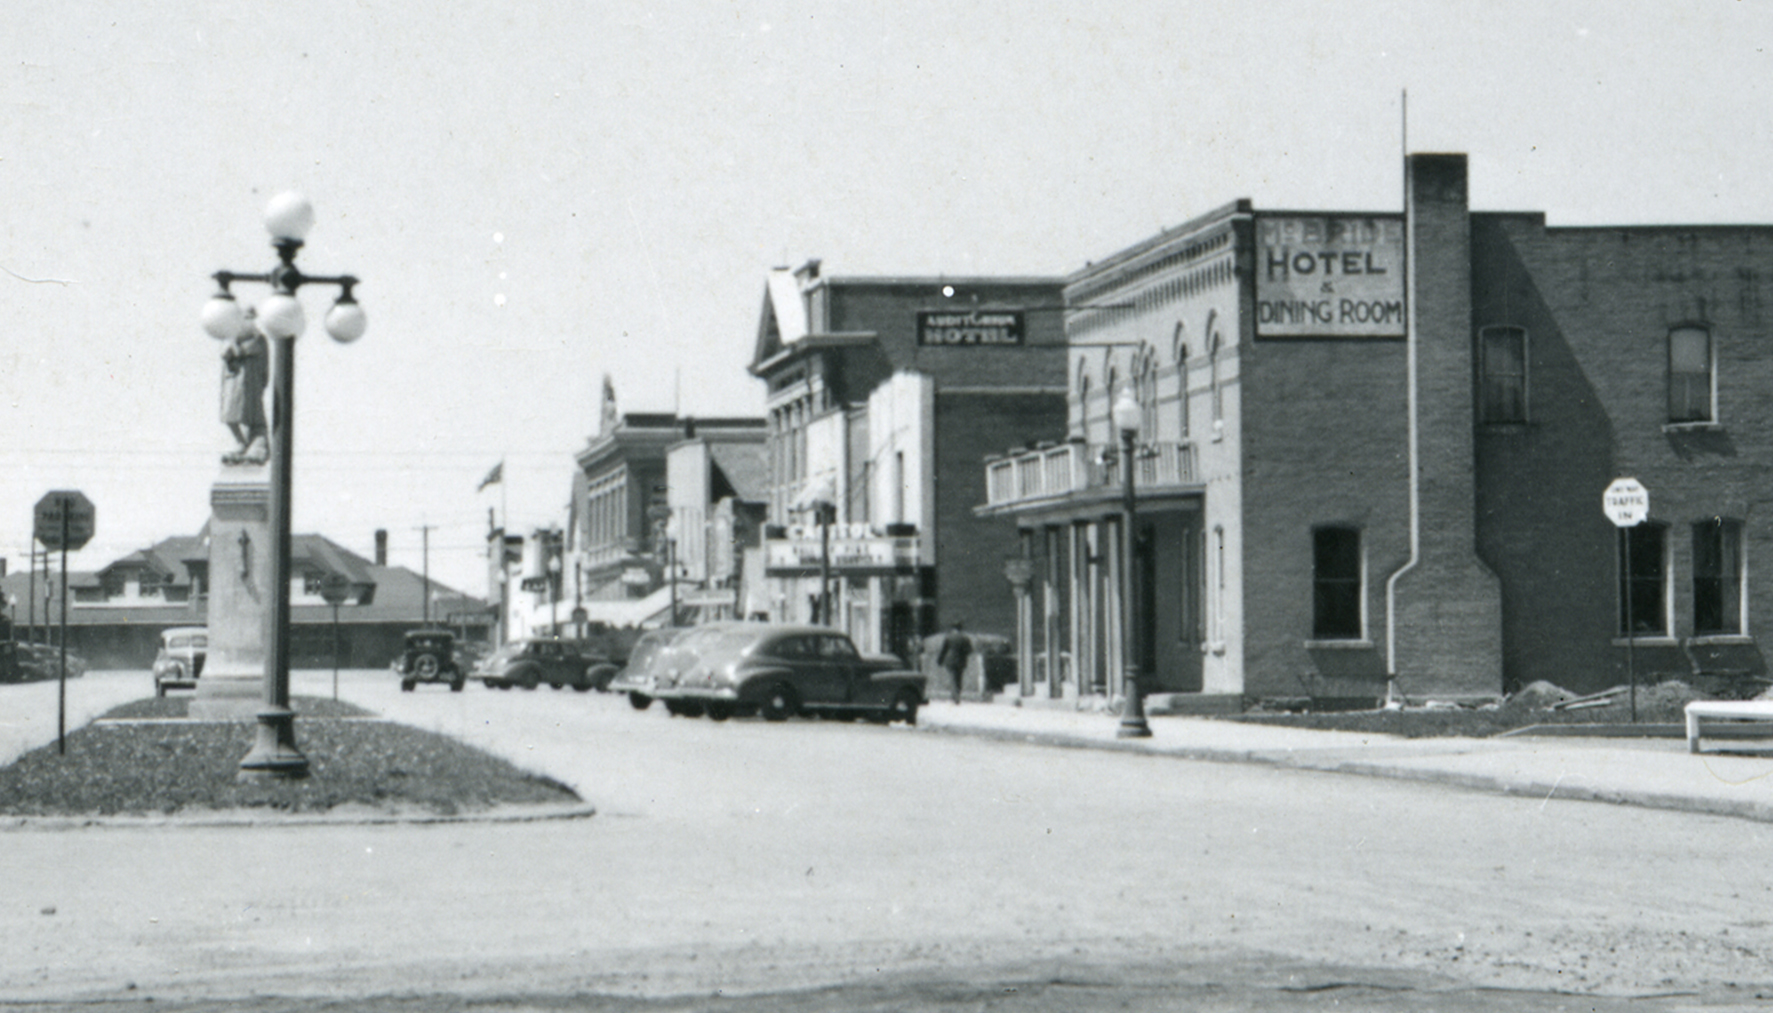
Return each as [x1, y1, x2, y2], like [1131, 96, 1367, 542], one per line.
[3, 527, 489, 670]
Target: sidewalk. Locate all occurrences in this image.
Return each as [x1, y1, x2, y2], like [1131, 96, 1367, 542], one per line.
[915, 698, 1773, 824]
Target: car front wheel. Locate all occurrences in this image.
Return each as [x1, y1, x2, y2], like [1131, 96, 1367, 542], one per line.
[760, 684, 798, 722]
[628, 692, 652, 710]
[891, 689, 920, 726]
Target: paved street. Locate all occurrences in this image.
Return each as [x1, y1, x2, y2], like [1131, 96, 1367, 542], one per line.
[4, 670, 1773, 1010]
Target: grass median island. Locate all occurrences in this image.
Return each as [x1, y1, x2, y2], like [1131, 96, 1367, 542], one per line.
[0, 695, 581, 818]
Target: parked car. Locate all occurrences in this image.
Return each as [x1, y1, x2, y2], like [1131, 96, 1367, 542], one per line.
[152, 626, 207, 696]
[396, 629, 464, 692]
[649, 624, 925, 724]
[474, 637, 616, 691]
[605, 626, 689, 709]
[646, 622, 760, 715]
[0, 641, 78, 684]
[15, 642, 87, 683]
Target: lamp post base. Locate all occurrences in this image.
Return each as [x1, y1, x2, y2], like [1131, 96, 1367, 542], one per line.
[1116, 711, 1153, 738]
[237, 707, 310, 780]
[1117, 669, 1153, 738]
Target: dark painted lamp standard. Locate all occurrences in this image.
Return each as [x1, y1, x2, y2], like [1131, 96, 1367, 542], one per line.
[202, 192, 366, 779]
[1112, 386, 1152, 738]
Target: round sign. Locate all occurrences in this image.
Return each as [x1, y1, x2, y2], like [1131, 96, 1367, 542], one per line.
[34, 490, 95, 550]
[1603, 478, 1649, 528]
[317, 572, 353, 605]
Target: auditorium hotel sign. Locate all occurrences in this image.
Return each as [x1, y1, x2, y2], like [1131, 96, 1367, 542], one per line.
[917, 309, 1024, 347]
[1256, 215, 1405, 338]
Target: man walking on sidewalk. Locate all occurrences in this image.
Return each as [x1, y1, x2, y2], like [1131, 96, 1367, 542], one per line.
[937, 622, 971, 705]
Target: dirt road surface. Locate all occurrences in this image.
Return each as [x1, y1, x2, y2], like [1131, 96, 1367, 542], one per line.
[4, 669, 1773, 1011]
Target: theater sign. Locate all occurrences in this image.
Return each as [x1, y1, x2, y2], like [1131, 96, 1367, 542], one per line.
[1256, 215, 1405, 338]
[765, 523, 922, 576]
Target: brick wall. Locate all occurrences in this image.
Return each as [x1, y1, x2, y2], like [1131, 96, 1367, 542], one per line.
[933, 391, 1068, 638]
[1241, 339, 1411, 700]
[1391, 153, 1504, 698]
[1474, 215, 1773, 692]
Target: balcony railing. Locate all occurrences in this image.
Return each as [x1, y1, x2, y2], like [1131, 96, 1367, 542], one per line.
[985, 440, 1198, 508]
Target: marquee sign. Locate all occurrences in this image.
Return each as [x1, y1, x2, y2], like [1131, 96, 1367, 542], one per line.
[917, 310, 1024, 347]
[765, 526, 922, 576]
[1255, 215, 1406, 338]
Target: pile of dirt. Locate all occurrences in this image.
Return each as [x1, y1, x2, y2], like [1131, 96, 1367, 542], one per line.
[1232, 679, 1741, 737]
[1492, 679, 1713, 727]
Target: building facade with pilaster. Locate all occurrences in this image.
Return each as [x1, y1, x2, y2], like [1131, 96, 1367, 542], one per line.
[983, 152, 1773, 706]
[750, 262, 1068, 664]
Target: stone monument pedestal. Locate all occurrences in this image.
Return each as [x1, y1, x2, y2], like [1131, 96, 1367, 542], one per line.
[190, 466, 273, 722]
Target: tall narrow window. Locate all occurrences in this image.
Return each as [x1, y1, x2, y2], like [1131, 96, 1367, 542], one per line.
[892, 451, 906, 524]
[1693, 518, 1744, 636]
[1212, 525, 1225, 644]
[1480, 326, 1527, 423]
[1172, 325, 1189, 438]
[1312, 526, 1362, 640]
[1209, 333, 1224, 427]
[1618, 522, 1669, 636]
[1668, 326, 1713, 423]
[1074, 359, 1092, 439]
[1136, 349, 1158, 437]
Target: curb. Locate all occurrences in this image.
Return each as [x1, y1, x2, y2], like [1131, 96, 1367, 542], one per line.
[916, 720, 1773, 825]
[0, 801, 597, 832]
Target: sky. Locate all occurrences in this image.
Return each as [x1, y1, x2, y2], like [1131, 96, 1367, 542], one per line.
[2, 0, 1770, 598]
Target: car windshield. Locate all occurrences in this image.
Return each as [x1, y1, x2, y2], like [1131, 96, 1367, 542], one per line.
[675, 626, 734, 649]
[706, 629, 766, 654]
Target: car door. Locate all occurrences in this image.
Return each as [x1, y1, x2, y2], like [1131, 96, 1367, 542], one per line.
[815, 634, 870, 705]
[768, 635, 834, 704]
[812, 635, 865, 706]
[537, 641, 567, 684]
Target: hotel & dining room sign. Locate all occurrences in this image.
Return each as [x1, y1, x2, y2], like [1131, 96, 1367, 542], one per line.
[1256, 215, 1405, 338]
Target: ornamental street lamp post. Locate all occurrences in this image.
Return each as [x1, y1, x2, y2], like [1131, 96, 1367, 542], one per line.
[1112, 386, 1153, 738]
[203, 192, 367, 779]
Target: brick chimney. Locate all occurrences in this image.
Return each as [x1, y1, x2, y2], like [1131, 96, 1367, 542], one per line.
[375, 529, 388, 566]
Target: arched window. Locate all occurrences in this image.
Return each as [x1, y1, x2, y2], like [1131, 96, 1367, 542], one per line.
[1173, 324, 1189, 437]
[1074, 359, 1092, 441]
[1105, 366, 1119, 443]
[1208, 323, 1224, 429]
[1136, 346, 1159, 438]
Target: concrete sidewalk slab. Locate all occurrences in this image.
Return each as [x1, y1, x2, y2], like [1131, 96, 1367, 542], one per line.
[915, 700, 1773, 824]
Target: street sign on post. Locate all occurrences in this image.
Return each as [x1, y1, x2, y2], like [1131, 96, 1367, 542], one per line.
[317, 573, 351, 701]
[34, 490, 94, 550]
[317, 572, 352, 606]
[1603, 477, 1648, 528]
[32, 490, 94, 756]
[1604, 478, 1649, 723]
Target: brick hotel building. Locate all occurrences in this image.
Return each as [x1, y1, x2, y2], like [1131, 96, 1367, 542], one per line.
[981, 153, 1773, 706]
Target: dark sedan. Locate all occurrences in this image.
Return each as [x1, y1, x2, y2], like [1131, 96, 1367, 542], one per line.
[649, 624, 925, 724]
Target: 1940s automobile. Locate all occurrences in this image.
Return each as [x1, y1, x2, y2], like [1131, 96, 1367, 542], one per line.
[649, 624, 925, 724]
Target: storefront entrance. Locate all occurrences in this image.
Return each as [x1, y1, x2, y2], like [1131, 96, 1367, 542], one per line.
[1138, 510, 1202, 694]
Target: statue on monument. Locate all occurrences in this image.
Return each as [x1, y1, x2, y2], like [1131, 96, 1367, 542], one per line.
[220, 308, 269, 466]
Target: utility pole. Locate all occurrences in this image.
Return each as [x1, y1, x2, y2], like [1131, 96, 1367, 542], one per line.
[415, 524, 436, 626]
